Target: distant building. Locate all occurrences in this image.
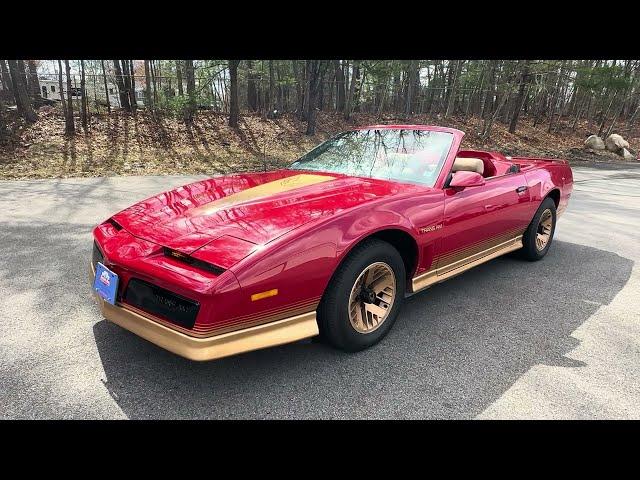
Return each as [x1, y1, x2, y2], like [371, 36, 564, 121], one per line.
[38, 76, 145, 107]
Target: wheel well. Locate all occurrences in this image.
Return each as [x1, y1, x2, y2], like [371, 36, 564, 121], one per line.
[546, 189, 560, 208]
[369, 229, 418, 284]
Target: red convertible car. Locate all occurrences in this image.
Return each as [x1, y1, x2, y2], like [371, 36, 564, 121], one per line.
[91, 125, 573, 361]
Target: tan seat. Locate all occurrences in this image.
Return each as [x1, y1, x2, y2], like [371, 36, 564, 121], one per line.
[452, 157, 484, 175]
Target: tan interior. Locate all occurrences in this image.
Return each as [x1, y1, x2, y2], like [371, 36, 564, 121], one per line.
[452, 157, 484, 175]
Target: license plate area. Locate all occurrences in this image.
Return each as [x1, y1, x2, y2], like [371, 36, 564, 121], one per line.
[93, 262, 119, 305]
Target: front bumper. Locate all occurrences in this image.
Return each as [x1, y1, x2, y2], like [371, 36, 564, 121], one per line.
[90, 264, 318, 361]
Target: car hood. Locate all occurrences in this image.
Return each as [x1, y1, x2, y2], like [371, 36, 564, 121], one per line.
[111, 170, 415, 256]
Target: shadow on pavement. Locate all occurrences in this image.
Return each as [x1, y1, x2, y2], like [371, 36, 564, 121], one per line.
[91, 240, 633, 419]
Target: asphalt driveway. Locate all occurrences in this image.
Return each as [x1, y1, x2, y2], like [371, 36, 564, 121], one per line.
[1, 164, 639, 419]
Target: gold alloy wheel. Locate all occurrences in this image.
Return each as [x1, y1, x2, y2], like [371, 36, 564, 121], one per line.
[536, 208, 553, 251]
[348, 262, 396, 334]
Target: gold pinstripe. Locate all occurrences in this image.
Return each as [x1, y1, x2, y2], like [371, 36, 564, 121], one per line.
[435, 227, 526, 267]
[412, 233, 525, 293]
[117, 299, 320, 338]
[189, 174, 335, 216]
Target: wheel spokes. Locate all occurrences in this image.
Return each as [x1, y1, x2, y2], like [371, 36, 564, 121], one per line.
[348, 262, 396, 334]
[535, 209, 553, 251]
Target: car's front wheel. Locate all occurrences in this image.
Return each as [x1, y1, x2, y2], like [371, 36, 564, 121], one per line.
[317, 239, 406, 352]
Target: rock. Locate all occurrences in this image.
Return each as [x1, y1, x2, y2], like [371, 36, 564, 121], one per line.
[605, 133, 630, 153]
[621, 148, 636, 161]
[585, 135, 605, 150]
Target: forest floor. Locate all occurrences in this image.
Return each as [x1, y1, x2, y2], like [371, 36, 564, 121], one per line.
[0, 106, 638, 180]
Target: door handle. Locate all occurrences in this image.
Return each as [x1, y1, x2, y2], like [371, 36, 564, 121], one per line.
[515, 186, 528, 194]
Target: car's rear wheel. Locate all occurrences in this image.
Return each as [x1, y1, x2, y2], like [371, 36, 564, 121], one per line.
[520, 197, 557, 261]
[317, 239, 405, 352]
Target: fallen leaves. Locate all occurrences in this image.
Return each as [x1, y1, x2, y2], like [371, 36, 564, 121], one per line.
[1, 107, 638, 180]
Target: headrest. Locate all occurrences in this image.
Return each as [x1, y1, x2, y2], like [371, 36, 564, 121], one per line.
[452, 157, 484, 175]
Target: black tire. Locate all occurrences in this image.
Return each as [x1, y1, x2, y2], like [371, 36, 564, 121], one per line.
[520, 197, 557, 261]
[317, 238, 406, 352]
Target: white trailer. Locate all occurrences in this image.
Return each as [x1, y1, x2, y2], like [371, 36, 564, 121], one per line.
[38, 77, 145, 108]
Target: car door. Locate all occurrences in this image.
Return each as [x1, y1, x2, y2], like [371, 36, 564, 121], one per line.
[437, 172, 531, 271]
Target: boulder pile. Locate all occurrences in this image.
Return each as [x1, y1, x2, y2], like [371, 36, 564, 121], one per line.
[584, 133, 638, 161]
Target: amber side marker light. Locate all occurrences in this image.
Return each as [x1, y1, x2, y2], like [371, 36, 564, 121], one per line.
[251, 289, 279, 301]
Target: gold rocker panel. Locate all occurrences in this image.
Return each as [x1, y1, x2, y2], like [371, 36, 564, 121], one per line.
[411, 235, 523, 293]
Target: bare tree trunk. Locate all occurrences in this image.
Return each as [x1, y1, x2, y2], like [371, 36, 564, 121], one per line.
[64, 60, 75, 133]
[144, 60, 154, 111]
[121, 60, 136, 113]
[481, 60, 497, 123]
[327, 67, 335, 111]
[57, 60, 67, 120]
[80, 60, 88, 132]
[318, 65, 326, 111]
[150, 60, 158, 104]
[184, 60, 196, 122]
[482, 86, 510, 140]
[17, 60, 29, 94]
[246, 60, 258, 112]
[605, 93, 627, 138]
[293, 60, 305, 120]
[509, 61, 531, 133]
[112, 60, 130, 111]
[100, 60, 110, 114]
[345, 61, 359, 120]
[267, 60, 275, 116]
[0, 92, 6, 139]
[444, 60, 459, 118]
[275, 63, 284, 111]
[547, 61, 566, 133]
[404, 61, 420, 116]
[175, 60, 183, 96]
[228, 60, 240, 128]
[305, 60, 325, 135]
[334, 60, 346, 112]
[26, 60, 41, 102]
[129, 60, 137, 111]
[1, 60, 13, 100]
[597, 93, 617, 137]
[7, 60, 37, 123]
[627, 101, 640, 132]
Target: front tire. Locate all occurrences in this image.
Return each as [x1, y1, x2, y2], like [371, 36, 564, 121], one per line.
[317, 239, 406, 352]
[521, 197, 557, 261]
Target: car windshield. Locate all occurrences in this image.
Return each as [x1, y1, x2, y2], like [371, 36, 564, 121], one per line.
[289, 129, 454, 186]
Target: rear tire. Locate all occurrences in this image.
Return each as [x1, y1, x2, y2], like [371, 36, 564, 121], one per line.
[317, 239, 406, 352]
[520, 197, 557, 261]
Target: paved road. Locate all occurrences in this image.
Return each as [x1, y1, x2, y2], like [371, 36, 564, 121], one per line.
[1, 165, 639, 419]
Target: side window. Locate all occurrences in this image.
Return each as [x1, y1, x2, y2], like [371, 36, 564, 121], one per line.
[51, 85, 55, 92]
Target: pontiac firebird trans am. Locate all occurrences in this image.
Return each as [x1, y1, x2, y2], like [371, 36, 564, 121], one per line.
[91, 125, 573, 361]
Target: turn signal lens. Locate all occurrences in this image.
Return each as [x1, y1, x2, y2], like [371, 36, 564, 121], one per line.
[251, 289, 278, 301]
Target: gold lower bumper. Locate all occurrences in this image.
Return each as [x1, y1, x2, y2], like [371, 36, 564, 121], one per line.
[90, 264, 319, 361]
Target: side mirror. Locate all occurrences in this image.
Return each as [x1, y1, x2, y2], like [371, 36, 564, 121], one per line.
[449, 171, 485, 189]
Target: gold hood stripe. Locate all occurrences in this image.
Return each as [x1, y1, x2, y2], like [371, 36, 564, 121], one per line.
[190, 174, 335, 216]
